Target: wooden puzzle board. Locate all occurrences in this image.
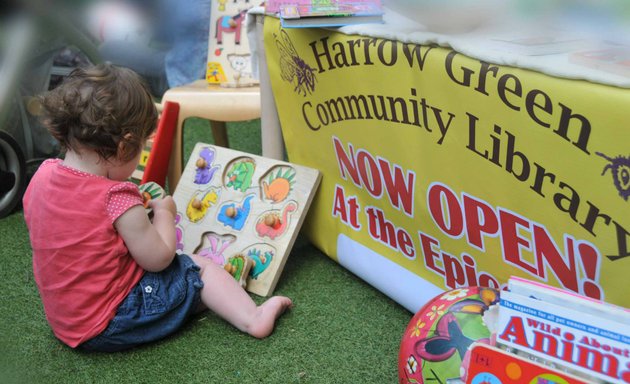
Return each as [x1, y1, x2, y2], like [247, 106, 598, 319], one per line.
[206, 0, 263, 84]
[172, 143, 321, 296]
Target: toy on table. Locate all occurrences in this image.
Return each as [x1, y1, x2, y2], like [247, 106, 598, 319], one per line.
[398, 287, 500, 384]
[206, 0, 262, 87]
[172, 143, 320, 296]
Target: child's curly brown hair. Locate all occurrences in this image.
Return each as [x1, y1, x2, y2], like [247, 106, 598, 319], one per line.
[40, 64, 158, 163]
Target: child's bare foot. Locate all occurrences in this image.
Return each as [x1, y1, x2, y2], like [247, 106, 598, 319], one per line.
[247, 296, 293, 339]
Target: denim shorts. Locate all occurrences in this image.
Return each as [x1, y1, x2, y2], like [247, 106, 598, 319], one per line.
[80, 254, 204, 352]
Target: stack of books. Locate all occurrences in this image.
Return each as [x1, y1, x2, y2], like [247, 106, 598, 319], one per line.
[481, 276, 630, 384]
[266, 0, 384, 28]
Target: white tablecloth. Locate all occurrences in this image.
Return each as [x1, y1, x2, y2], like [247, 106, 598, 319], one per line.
[249, 6, 630, 89]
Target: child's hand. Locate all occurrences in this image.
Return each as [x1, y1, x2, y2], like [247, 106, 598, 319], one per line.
[117, 196, 178, 272]
[149, 195, 177, 217]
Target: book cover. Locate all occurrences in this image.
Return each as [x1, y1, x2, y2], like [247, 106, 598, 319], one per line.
[272, 0, 383, 28]
[496, 289, 630, 383]
[266, 0, 381, 14]
[280, 2, 383, 18]
[508, 276, 630, 323]
[464, 343, 589, 384]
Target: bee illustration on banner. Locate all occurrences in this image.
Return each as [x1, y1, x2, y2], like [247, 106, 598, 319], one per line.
[274, 29, 317, 96]
[596, 151, 630, 201]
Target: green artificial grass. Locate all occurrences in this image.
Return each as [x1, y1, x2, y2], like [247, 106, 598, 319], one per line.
[0, 119, 412, 383]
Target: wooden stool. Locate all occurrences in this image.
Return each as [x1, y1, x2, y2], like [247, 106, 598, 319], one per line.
[162, 80, 261, 190]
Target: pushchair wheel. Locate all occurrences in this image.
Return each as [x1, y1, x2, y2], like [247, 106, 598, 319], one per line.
[0, 130, 26, 218]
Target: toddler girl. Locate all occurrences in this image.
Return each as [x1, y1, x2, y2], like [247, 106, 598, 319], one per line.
[23, 64, 291, 352]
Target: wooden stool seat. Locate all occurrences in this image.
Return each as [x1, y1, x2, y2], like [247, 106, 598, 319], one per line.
[162, 80, 260, 190]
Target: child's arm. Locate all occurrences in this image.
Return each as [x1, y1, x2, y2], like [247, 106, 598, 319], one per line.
[114, 196, 177, 272]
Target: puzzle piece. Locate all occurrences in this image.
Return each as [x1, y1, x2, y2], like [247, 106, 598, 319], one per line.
[224, 254, 254, 288]
[138, 182, 166, 215]
[186, 188, 220, 223]
[194, 147, 220, 184]
[217, 194, 255, 230]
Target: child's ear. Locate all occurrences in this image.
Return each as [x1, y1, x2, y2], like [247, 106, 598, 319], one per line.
[117, 133, 137, 159]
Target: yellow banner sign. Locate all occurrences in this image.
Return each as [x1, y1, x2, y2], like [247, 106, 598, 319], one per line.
[264, 18, 630, 311]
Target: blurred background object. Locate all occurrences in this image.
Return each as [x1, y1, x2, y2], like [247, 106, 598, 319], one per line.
[86, 0, 211, 97]
[383, 0, 630, 44]
[382, 0, 508, 33]
[0, 0, 102, 218]
[0, 0, 212, 217]
[84, 0, 153, 46]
